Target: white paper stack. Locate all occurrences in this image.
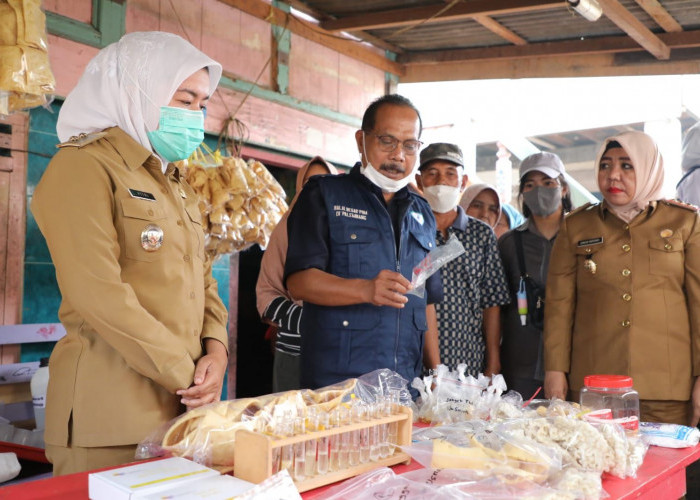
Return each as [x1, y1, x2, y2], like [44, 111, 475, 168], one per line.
[88, 457, 220, 500]
[134, 474, 254, 499]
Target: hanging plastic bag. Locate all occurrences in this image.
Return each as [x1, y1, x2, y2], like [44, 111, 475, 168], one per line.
[0, 0, 55, 114]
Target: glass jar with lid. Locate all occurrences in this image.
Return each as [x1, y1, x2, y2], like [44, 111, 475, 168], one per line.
[580, 374, 639, 431]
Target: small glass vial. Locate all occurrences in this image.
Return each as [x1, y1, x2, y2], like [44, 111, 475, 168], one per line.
[580, 374, 640, 432]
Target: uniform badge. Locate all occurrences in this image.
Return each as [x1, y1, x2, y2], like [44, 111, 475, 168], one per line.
[141, 224, 164, 252]
[129, 189, 156, 201]
[660, 228, 673, 238]
[577, 237, 603, 247]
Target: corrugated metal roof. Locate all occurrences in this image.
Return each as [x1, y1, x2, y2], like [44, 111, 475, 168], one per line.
[291, 0, 700, 80]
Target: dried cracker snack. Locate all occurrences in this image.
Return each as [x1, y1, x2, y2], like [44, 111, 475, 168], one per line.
[181, 151, 288, 256]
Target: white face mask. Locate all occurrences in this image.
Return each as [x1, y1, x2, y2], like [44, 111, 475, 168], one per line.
[422, 184, 461, 213]
[360, 133, 415, 193]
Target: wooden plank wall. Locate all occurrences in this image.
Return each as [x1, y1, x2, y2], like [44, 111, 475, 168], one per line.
[46, 0, 385, 166]
[0, 112, 30, 404]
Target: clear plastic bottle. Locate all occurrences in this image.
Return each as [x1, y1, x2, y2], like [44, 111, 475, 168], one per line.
[30, 358, 50, 431]
[579, 374, 640, 431]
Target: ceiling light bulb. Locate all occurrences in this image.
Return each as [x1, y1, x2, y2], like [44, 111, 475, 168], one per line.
[567, 0, 603, 22]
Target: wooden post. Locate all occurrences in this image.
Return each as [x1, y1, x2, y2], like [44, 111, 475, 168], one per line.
[227, 251, 240, 400]
[0, 112, 28, 364]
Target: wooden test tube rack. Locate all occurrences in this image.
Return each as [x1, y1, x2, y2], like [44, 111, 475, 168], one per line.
[233, 405, 413, 492]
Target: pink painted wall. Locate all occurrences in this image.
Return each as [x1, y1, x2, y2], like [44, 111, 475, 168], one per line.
[44, 0, 384, 165]
[43, 0, 92, 24]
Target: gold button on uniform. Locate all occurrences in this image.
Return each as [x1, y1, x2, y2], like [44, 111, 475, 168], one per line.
[350, 234, 357, 240]
[621, 320, 630, 327]
[621, 268, 631, 277]
[622, 293, 631, 301]
[183, 255, 190, 262]
[664, 243, 672, 251]
[177, 220, 183, 226]
[622, 244, 631, 252]
[623, 224, 629, 230]
[342, 320, 349, 327]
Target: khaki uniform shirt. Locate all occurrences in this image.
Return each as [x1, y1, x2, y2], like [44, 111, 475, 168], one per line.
[31, 127, 228, 447]
[544, 201, 700, 401]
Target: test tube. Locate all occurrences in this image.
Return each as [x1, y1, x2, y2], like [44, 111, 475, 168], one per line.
[328, 408, 340, 472]
[269, 417, 281, 475]
[388, 392, 399, 453]
[379, 396, 390, 458]
[316, 412, 329, 475]
[359, 404, 370, 464]
[279, 415, 294, 474]
[349, 400, 361, 466]
[304, 408, 317, 478]
[293, 416, 306, 482]
[338, 405, 350, 469]
[369, 402, 381, 462]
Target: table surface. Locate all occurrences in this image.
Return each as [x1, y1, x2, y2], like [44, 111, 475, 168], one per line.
[3, 444, 700, 499]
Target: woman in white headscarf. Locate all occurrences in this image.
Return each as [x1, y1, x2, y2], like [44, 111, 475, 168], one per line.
[544, 131, 700, 426]
[31, 32, 229, 474]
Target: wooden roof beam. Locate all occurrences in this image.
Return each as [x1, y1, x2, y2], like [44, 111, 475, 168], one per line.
[472, 15, 527, 46]
[217, 0, 405, 75]
[598, 0, 670, 59]
[320, 0, 561, 32]
[633, 0, 683, 33]
[399, 29, 700, 64]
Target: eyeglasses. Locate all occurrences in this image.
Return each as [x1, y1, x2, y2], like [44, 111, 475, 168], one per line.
[366, 132, 422, 155]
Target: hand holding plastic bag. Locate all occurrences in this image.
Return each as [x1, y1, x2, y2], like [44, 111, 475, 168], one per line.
[407, 234, 465, 297]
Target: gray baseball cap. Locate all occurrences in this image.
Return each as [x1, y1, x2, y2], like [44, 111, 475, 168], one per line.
[419, 142, 464, 170]
[519, 152, 566, 180]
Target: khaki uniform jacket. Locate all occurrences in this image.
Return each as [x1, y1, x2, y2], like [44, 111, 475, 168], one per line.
[31, 127, 228, 447]
[544, 201, 700, 401]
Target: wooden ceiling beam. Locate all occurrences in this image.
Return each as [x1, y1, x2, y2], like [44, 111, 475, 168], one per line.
[597, 0, 670, 60]
[472, 15, 527, 46]
[633, 0, 683, 33]
[402, 51, 700, 82]
[217, 0, 405, 75]
[285, 0, 404, 53]
[399, 29, 700, 64]
[320, 0, 562, 33]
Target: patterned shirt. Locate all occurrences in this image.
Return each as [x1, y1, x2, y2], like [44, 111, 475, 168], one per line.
[435, 206, 510, 376]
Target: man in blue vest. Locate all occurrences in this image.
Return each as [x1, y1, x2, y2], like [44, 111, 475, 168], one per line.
[285, 94, 442, 390]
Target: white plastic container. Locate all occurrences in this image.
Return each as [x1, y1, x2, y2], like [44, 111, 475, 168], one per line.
[30, 357, 50, 431]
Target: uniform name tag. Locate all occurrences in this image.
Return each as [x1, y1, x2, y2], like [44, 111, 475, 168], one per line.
[577, 237, 603, 247]
[128, 189, 156, 201]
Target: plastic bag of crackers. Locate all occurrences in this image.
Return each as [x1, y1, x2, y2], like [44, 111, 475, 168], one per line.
[179, 149, 288, 256]
[0, 0, 56, 114]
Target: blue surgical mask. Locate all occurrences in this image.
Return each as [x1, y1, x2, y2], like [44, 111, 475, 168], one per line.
[147, 106, 204, 162]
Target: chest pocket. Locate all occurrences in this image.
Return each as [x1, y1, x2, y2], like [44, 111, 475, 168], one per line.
[120, 198, 167, 262]
[649, 237, 684, 276]
[406, 226, 434, 273]
[329, 225, 380, 278]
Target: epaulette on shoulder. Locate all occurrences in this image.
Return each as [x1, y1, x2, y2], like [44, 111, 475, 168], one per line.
[661, 199, 699, 212]
[56, 131, 107, 149]
[566, 202, 596, 217]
